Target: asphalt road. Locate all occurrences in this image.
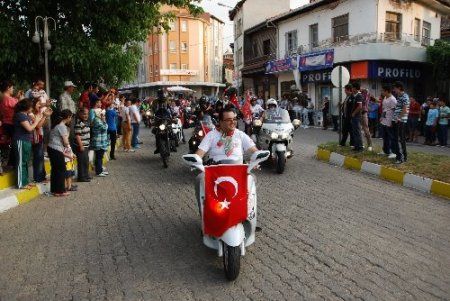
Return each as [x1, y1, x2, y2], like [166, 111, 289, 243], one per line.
[0, 126, 449, 301]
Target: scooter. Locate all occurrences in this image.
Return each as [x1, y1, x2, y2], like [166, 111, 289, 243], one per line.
[171, 114, 184, 146]
[257, 109, 300, 173]
[182, 150, 270, 281]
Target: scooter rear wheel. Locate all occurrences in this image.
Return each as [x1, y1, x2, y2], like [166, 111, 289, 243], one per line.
[222, 241, 241, 281]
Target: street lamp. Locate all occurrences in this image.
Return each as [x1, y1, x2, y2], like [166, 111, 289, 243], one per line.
[32, 16, 56, 96]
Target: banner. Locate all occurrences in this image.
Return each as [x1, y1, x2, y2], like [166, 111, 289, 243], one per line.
[298, 49, 334, 72]
[265, 56, 297, 74]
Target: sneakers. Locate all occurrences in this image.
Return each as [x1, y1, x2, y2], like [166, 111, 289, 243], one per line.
[367, 146, 373, 152]
[377, 151, 387, 155]
[101, 171, 109, 175]
[395, 160, 404, 164]
[96, 172, 107, 177]
[388, 153, 397, 159]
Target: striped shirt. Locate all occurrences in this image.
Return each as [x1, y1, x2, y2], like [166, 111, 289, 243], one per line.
[74, 118, 91, 147]
[393, 92, 410, 123]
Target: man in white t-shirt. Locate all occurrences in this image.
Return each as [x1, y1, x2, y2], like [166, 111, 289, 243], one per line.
[129, 99, 141, 149]
[196, 107, 258, 163]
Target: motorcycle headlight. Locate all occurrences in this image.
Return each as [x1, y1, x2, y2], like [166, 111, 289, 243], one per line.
[280, 133, 289, 139]
[253, 120, 262, 127]
[270, 132, 278, 140]
[145, 111, 151, 116]
[159, 124, 166, 131]
[198, 130, 204, 137]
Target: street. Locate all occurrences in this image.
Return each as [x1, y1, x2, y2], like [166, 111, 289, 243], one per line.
[0, 126, 449, 301]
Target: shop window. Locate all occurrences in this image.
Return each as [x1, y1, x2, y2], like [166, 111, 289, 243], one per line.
[332, 14, 349, 42]
[310, 23, 319, 49]
[385, 12, 402, 41]
[414, 18, 421, 42]
[422, 21, 431, 46]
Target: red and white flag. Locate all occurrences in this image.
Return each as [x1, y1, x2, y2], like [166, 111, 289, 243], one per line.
[241, 90, 252, 124]
[204, 165, 248, 237]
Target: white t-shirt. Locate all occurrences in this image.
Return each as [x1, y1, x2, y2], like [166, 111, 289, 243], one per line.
[129, 105, 141, 123]
[198, 129, 255, 162]
[251, 104, 264, 116]
[121, 106, 130, 121]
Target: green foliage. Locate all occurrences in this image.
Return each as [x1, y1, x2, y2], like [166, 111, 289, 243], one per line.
[427, 40, 450, 81]
[0, 0, 202, 95]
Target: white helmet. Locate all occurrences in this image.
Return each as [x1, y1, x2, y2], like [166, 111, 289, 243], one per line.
[266, 98, 278, 108]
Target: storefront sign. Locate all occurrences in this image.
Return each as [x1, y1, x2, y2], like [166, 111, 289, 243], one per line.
[368, 62, 423, 79]
[301, 70, 332, 83]
[298, 49, 334, 72]
[265, 56, 297, 74]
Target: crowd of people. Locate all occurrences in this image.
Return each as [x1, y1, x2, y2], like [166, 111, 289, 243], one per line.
[0, 79, 145, 197]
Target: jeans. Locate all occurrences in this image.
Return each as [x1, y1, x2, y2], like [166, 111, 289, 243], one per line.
[340, 118, 353, 146]
[382, 125, 393, 155]
[32, 142, 46, 182]
[75, 147, 89, 180]
[108, 130, 117, 158]
[351, 116, 363, 149]
[308, 111, 314, 126]
[131, 123, 139, 148]
[392, 121, 407, 161]
[437, 124, 448, 146]
[332, 115, 339, 131]
[368, 118, 378, 138]
[95, 149, 105, 175]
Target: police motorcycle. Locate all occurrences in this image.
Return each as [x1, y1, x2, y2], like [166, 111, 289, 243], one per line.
[182, 150, 270, 281]
[153, 107, 178, 168]
[170, 112, 184, 146]
[256, 99, 301, 174]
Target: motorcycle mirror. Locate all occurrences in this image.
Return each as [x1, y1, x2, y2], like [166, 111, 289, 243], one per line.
[182, 154, 205, 172]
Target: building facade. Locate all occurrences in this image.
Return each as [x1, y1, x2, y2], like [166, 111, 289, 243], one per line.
[122, 6, 225, 98]
[270, 0, 450, 113]
[223, 48, 234, 84]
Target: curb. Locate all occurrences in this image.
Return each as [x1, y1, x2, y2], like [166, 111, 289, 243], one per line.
[315, 147, 450, 200]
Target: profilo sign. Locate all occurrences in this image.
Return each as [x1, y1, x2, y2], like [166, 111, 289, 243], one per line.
[368, 61, 423, 80]
[301, 70, 332, 83]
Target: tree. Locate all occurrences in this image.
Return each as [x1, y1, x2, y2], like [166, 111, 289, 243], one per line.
[427, 40, 450, 80]
[0, 0, 202, 95]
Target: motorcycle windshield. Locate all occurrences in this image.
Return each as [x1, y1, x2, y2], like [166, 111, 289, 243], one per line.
[200, 115, 215, 134]
[263, 109, 290, 124]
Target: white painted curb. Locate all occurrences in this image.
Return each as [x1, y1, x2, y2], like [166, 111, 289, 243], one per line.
[329, 152, 345, 166]
[361, 161, 381, 176]
[403, 174, 433, 193]
[0, 195, 19, 213]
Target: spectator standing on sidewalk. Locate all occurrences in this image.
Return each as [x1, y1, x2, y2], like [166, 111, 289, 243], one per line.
[307, 98, 315, 126]
[321, 96, 329, 130]
[0, 80, 19, 167]
[340, 84, 354, 147]
[368, 96, 379, 138]
[59, 81, 77, 114]
[350, 82, 364, 152]
[392, 81, 410, 163]
[424, 101, 439, 145]
[129, 99, 141, 150]
[91, 109, 109, 176]
[379, 84, 397, 158]
[74, 108, 91, 182]
[78, 82, 92, 109]
[106, 104, 118, 159]
[121, 99, 132, 152]
[360, 88, 373, 151]
[13, 99, 45, 189]
[407, 96, 421, 143]
[48, 109, 73, 197]
[437, 98, 449, 147]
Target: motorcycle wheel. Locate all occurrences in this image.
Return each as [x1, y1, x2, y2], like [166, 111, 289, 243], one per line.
[159, 141, 169, 168]
[222, 241, 241, 281]
[276, 151, 286, 174]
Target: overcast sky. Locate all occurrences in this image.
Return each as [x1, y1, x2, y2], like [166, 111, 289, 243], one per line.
[198, 0, 309, 51]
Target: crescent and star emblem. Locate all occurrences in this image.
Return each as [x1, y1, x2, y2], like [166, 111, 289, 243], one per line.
[214, 176, 239, 210]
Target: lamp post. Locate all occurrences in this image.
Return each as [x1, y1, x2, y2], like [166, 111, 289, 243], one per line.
[32, 16, 56, 97]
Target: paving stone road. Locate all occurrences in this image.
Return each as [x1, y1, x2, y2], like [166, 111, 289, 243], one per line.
[0, 126, 449, 301]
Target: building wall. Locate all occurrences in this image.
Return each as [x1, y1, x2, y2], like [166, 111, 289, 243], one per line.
[241, 0, 290, 31]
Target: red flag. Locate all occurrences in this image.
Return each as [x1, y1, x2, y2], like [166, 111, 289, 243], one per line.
[204, 165, 248, 237]
[241, 92, 252, 123]
[230, 94, 240, 109]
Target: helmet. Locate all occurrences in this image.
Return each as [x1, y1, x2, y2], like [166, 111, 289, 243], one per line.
[266, 98, 278, 108]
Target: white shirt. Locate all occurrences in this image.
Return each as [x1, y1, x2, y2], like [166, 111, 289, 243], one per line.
[121, 106, 130, 121]
[129, 105, 141, 123]
[251, 104, 264, 116]
[198, 129, 255, 162]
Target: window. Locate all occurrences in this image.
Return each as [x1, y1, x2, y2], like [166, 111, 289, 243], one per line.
[154, 42, 158, 53]
[169, 20, 176, 31]
[414, 18, 421, 42]
[286, 30, 298, 55]
[169, 41, 176, 52]
[181, 64, 188, 70]
[236, 47, 243, 66]
[215, 46, 218, 57]
[332, 14, 349, 42]
[149, 65, 153, 74]
[155, 65, 159, 74]
[422, 21, 431, 46]
[149, 43, 153, 54]
[169, 63, 177, 70]
[181, 20, 188, 32]
[252, 42, 258, 57]
[310, 23, 319, 48]
[236, 18, 243, 37]
[385, 12, 401, 40]
[181, 42, 188, 52]
[263, 39, 271, 56]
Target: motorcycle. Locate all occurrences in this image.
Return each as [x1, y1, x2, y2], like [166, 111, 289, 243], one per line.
[171, 114, 184, 146]
[182, 150, 270, 280]
[256, 109, 300, 173]
[188, 115, 216, 154]
[143, 109, 153, 127]
[154, 116, 178, 168]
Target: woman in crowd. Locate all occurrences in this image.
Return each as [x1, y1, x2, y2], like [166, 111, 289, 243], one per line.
[407, 96, 421, 143]
[48, 109, 73, 197]
[91, 108, 109, 176]
[0, 80, 19, 167]
[29, 98, 53, 183]
[12, 99, 46, 189]
[105, 104, 118, 160]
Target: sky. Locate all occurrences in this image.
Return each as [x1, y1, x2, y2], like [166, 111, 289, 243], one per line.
[198, 0, 309, 51]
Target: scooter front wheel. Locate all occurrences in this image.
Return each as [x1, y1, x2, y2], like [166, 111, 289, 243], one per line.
[276, 151, 286, 174]
[222, 241, 241, 281]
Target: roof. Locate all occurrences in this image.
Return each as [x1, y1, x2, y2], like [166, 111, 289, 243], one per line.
[229, 0, 246, 21]
[209, 14, 225, 24]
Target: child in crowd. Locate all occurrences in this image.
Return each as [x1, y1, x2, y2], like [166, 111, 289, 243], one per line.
[424, 101, 439, 145]
[63, 146, 77, 191]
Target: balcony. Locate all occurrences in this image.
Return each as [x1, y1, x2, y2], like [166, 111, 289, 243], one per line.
[160, 69, 198, 76]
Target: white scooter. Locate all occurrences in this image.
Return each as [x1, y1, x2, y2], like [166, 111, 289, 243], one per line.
[171, 115, 184, 145]
[182, 150, 270, 281]
[256, 108, 300, 173]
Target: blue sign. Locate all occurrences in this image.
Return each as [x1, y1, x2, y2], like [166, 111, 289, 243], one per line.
[298, 49, 334, 72]
[368, 61, 423, 79]
[265, 56, 297, 74]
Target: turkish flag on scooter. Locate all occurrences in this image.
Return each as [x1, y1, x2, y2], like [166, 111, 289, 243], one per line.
[204, 165, 248, 237]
